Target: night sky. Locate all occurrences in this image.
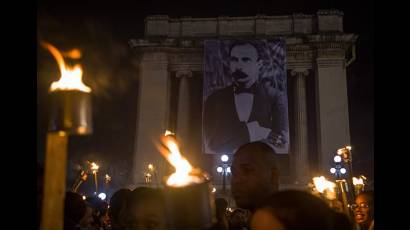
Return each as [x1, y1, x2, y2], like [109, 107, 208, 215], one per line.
[37, 0, 373, 189]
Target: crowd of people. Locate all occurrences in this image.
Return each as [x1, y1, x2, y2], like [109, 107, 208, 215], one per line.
[39, 141, 374, 230]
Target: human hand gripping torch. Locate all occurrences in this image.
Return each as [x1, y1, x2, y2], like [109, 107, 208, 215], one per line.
[40, 42, 92, 230]
[157, 131, 215, 230]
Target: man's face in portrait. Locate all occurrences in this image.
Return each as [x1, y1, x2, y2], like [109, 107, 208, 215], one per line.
[229, 43, 262, 89]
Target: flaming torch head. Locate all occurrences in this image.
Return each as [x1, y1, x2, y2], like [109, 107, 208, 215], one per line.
[148, 164, 154, 171]
[105, 174, 111, 184]
[313, 176, 337, 200]
[90, 162, 99, 174]
[353, 176, 365, 195]
[161, 131, 206, 187]
[42, 41, 92, 135]
[159, 131, 215, 230]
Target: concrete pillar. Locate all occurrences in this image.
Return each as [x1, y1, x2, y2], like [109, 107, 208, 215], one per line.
[133, 52, 170, 186]
[315, 57, 351, 173]
[176, 70, 193, 155]
[291, 69, 310, 184]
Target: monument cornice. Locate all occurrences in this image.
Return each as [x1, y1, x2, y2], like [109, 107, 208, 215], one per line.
[130, 33, 356, 50]
[142, 10, 347, 37]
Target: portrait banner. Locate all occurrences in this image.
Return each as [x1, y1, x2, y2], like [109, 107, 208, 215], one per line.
[202, 39, 289, 154]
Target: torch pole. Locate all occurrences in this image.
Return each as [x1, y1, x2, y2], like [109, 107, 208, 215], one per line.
[40, 132, 68, 230]
[94, 171, 98, 194]
[222, 168, 226, 194]
[72, 180, 84, 193]
[336, 180, 351, 219]
[71, 170, 85, 192]
[40, 42, 93, 230]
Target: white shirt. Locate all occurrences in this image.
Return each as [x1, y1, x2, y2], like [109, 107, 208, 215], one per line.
[234, 92, 271, 141]
[234, 92, 254, 122]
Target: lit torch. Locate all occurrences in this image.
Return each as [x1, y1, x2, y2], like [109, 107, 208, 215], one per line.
[312, 176, 336, 201]
[105, 174, 112, 184]
[71, 169, 88, 192]
[158, 131, 214, 230]
[89, 162, 99, 194]
[313, 176, 350, 215]
[42, 41, 92, 135]
[352, 175, 366, 195]
[40, 41, 92, 230]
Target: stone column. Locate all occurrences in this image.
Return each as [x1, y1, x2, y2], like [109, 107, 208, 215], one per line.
[315, 57, 351, 173]
[176, 70, 193, 154]
[291, 69, 310, 184]
[133, 52, 170, 186]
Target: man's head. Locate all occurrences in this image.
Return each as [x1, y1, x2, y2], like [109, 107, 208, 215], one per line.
[251, 190, 340, 230]
[229, 41, 262, 89]
[231, 141, 279, 211]
[122, 187, 166, 230]
[64, 192, 87, 227]
[109, 188, 132, 229]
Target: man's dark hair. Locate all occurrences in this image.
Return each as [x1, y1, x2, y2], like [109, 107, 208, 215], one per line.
[258, 190, 343, 230]
[86, 196, 108, 215]
[228, 40, 263, 61]
[65, 192, 87, 224]
[358, 190, 373, 205]
[129, 187, 165, 204]
[109, 188, 131, 219]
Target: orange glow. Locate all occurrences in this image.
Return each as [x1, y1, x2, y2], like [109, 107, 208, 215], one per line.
[313, 176, 336, 198]
[164, 130, 175, 136]
[148, 164, 154, 171]
[159, 131, 204, 187]
[352, 177, 364, 185]
[41, 41, 91, 93]
[89, 162, 99, 174]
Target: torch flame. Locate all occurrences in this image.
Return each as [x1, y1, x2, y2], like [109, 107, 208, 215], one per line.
[313, 176, 336, 193]
[41, 41, 91, 93]
[352, 176, 364, 186]
[164, 130, 175, 136]
[148, 164, 154, 171]
[90, 162, 99, 170]
[89, 162, 99, 174]
[159, 131, 204, 187]
[313, 176, 336, 200]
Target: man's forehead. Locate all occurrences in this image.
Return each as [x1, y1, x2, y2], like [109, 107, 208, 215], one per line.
[230, 44, 258, 57]
[233, 152, 265, 166]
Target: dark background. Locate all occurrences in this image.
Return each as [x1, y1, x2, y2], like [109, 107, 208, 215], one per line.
[37, 0, 374, 192]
